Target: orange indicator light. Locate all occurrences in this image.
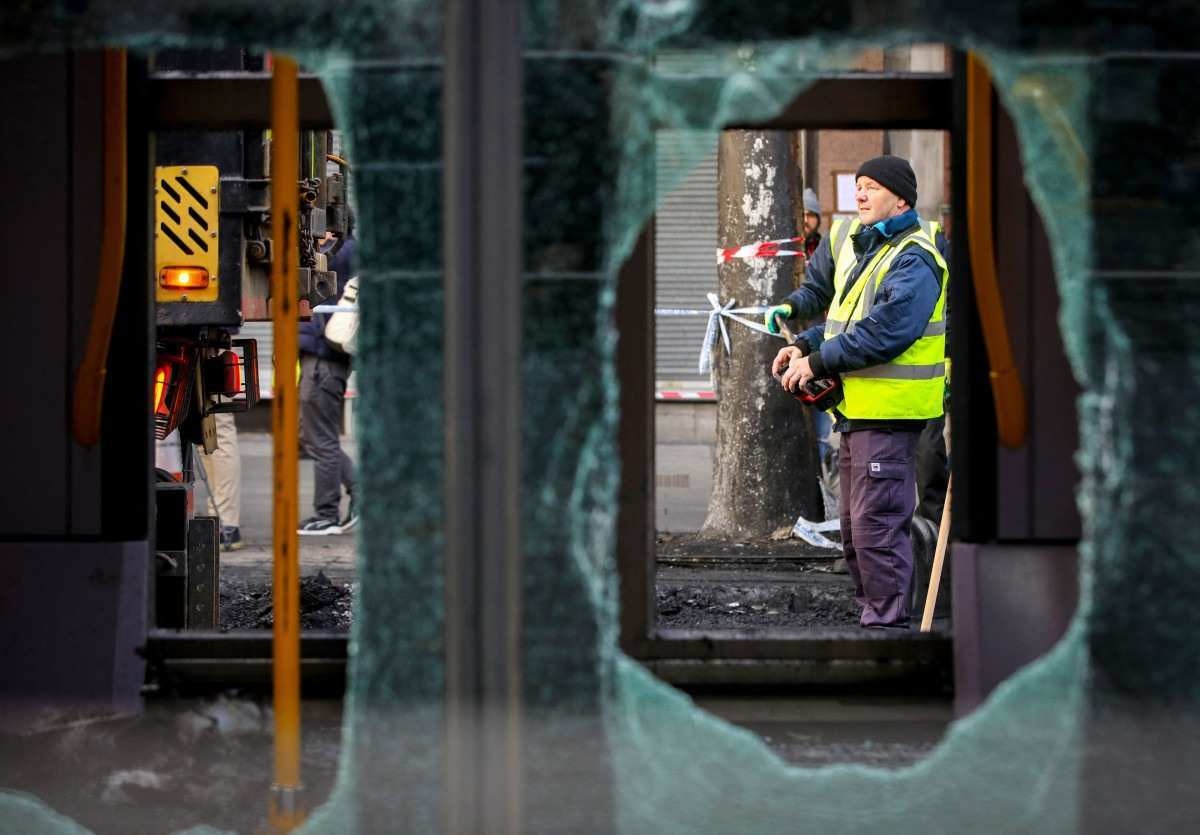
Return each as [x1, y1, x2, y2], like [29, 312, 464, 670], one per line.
[160, 267, 210, 289]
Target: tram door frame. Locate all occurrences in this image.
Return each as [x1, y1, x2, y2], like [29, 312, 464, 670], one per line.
[615, 61, 978, 675]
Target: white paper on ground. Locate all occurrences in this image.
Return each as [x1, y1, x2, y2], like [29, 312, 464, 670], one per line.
[792, 515, 841, 549]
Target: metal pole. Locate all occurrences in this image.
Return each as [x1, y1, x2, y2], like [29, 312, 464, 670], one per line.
[442, 0, 523, 831]
[268, 54, 304, 833]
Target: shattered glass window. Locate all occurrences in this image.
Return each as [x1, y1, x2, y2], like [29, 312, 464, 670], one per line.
[3, 0, 1197, 832]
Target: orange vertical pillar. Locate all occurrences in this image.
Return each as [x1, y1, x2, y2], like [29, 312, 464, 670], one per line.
[268, 54, 305, 833]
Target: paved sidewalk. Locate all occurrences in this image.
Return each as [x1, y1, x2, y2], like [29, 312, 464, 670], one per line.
[219, 541, 356, 583]
[198, 418, 720, 581]
[195, 432, 358, 582]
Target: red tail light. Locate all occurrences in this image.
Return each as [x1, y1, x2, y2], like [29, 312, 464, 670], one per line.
[153, 346, 194, 439]
[219, 350, 241, 396]
[154, 365, 171, 415]
[201, 350, 244, 400]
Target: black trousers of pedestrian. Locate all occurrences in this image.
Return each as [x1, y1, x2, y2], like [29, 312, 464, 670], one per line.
[300, 355, 355, 522]
[916, 415, 949, 523]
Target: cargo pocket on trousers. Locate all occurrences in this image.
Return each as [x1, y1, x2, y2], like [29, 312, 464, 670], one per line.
[865, 459, 908, 517]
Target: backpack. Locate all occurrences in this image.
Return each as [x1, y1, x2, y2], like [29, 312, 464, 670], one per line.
[323, 276, 359, 355]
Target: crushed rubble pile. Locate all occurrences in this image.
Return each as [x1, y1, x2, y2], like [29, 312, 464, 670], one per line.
[656, 576, 860, 629]
[654, 531, 860, 628]
[219, 571, 354, 631]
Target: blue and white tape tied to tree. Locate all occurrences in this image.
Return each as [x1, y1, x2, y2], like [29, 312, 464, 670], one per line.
[654, 292, 785, 374]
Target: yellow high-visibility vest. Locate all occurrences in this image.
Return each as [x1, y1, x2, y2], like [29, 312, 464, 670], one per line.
[823, 218, 949, 420]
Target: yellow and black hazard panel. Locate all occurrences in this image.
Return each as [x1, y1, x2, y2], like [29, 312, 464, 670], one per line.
[155, 165, 220, 303]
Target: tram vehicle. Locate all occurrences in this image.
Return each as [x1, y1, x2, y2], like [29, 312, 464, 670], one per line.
[3, 46, 1075, 727]
[148, 50, 350, 629]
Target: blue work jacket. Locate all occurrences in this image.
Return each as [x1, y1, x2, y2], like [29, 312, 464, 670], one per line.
[785, 210, 943, 379]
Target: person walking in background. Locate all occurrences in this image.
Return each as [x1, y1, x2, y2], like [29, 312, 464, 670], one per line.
[298, 217, 358, 535]
[197, 412, 243, 550]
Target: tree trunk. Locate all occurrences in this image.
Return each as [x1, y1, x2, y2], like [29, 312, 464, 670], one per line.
[701, 131, 823, 539]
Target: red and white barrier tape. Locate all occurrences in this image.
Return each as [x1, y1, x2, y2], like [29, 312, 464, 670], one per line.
[656, 390, 716, 401]
[717, 236, 806, 264]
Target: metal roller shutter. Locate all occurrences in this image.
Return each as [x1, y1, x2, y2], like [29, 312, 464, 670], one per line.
[655, 130, 718, 385]
[241, 322, 355, 407]
[240, 321, 274, 398]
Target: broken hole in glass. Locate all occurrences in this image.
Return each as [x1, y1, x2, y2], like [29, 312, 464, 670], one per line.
[609, 39, 1090, 831]
[3, 2, 1168, 830]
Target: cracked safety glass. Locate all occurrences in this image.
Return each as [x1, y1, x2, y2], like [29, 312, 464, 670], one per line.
[1, 2, 1194, 833]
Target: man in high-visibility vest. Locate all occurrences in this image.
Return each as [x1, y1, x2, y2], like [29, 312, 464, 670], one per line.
[766, 155, 949, 629]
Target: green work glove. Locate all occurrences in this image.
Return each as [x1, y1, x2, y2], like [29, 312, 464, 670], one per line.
[764, 303, 793, 334]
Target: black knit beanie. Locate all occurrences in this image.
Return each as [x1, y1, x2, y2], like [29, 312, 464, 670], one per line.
[855, 155, 918, 208]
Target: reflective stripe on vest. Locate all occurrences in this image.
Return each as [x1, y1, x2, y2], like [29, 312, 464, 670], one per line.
[827, 318, 946, 337]
[844, 361, 946, 380]
[823, 218, 949, 420]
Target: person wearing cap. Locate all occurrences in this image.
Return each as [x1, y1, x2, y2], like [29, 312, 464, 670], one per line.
[801, 186, 823, 259]
[764, 155, 949, 629]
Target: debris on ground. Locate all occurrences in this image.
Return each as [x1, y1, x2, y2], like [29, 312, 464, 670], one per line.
[219, 571, 354, 632]
[656, 570, 860, 629]
[656, 518, 942, 629]
[656, 532, 856, 628]
[656, 531, 840, 561]
[790, 515, 841, 549]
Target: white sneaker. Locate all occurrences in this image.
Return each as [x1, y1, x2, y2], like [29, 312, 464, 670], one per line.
[298, 517, 342, 535]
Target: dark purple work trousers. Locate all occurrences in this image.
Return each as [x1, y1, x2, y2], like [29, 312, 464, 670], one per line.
[838, 429, 920, 628]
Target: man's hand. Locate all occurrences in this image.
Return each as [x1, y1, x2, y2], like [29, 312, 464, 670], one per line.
[764, 303, 794, 334]
[780, 354, 814, 393]
[772, 345, 803, 378]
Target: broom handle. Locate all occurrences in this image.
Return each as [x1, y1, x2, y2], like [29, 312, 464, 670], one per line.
[920, 475, 953, 633]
